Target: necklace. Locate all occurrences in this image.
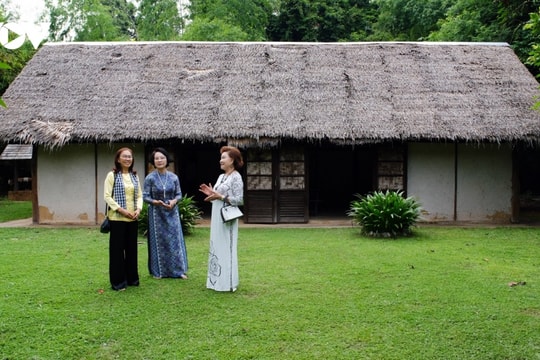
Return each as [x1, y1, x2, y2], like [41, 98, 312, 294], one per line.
[221, 171, 233, 183]
[157, 171, 168, 199]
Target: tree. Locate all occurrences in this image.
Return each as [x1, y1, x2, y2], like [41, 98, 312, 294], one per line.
[45, 0, 136, 41]
[137, 0, 184, 40]
[497, 0, 540, 73]
[370, 0, 452, 41]
[187, 0, 273, 41]
[0, 4, 38, 98]
[427, 0, 504, 41]
[181, 18, 250, 41]
[0, 61, 9, 107]
[524, 7, 540, 81]
[75, 1, 126, 41]
[102, 0, 138, 39]
[267, 0, 376, 42]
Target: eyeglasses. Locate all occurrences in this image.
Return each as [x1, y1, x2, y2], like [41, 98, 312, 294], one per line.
[120, 155, 133, 159]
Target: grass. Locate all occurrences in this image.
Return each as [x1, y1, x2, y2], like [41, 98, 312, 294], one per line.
[0, 198, 31, 222]
[1, 225, 540, 359]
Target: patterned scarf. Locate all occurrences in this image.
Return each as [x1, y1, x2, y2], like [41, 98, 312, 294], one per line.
[113, 172, 139, 209]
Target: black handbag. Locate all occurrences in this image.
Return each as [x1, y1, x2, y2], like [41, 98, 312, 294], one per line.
[100, 217, 110, 233]
[100, 174, 115, 233]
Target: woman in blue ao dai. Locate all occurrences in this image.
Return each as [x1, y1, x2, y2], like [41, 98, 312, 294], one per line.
[143, 148, 188, 279]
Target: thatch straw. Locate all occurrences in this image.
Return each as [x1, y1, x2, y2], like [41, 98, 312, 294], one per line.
[0, 41, 539, 148]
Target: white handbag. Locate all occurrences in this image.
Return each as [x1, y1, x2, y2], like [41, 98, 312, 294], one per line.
[221, 204, 243, 222]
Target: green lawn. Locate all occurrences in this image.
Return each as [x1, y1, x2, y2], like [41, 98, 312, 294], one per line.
[0, 198, 31, 222]
[1, 226, 540, 359]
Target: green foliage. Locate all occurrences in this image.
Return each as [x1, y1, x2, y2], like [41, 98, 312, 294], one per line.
[138, 195, 203, 236]
[47, 0, 187, 41]
[347, 190, 421, 237]
[0, 61, 9, 107]
[427, 0, 503, 42]
[102, 0, 138, 38]
[525, 9, 540, 71]
[181, 18, 250, 41]
[0, 5, 38, 97]
[496, 0, 540, 64]
[371, 0, 453, 41]
[0, 42, 37, 97]
[46, 0, 137, 41]
[267, 0, 377, 42]
[523, 6, 540, 109]
[137, 0, 184, 40]
[75, 2, 127, 41]
[187, 0, 272, 41]
[138, 203, 149, 234]
[73, 0, 137, 41]
[177, 194, 203, 235]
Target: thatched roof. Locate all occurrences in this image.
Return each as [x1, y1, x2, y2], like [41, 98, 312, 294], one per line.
[0, 144, 32, 160]
[0, 41, 539, 148]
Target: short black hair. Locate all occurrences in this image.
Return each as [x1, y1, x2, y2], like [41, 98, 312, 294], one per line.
[150, 147, 171, 167]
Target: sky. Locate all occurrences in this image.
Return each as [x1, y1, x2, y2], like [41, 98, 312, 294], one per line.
[8, 0, 47, 25]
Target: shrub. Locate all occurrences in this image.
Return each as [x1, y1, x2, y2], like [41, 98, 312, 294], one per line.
[177, 195, 203, 235]
[138, 194, 203, 236]
[347, 190, 421, 237]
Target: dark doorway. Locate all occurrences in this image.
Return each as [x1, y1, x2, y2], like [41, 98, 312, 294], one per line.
[150, 142, 380, 222]
[307, 144, 376, 217]
[0, 144, 33, 198]
[174, 143, 225, 218]
[515, 144, 540, 223]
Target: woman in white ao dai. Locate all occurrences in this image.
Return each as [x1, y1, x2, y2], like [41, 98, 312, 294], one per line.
[199, 146, 244, 292]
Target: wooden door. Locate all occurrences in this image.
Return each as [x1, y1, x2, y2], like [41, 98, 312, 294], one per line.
[376, 145, 406, 192]
[245, 146, 308, 223]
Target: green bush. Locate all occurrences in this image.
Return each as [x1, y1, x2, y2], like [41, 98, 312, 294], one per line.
[178, 195, 203, 234]
[347, 190, 421, 237]
[139, 195, 203, 236]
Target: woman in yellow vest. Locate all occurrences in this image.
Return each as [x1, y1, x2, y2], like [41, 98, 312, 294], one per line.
[104, 147, 143, 291]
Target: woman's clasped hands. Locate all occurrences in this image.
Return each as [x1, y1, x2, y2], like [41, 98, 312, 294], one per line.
[153, 199, 177, 210]
[119, 207, 141, 220]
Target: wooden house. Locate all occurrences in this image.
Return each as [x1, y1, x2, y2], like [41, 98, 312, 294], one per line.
[1, 41, 539, 224]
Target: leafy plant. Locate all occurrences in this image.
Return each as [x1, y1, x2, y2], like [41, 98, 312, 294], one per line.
[138, 194, 203, 236]
[177, 194, 203, 234]
[347, 190, 421, 237]
[0, 61, 11, 107]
